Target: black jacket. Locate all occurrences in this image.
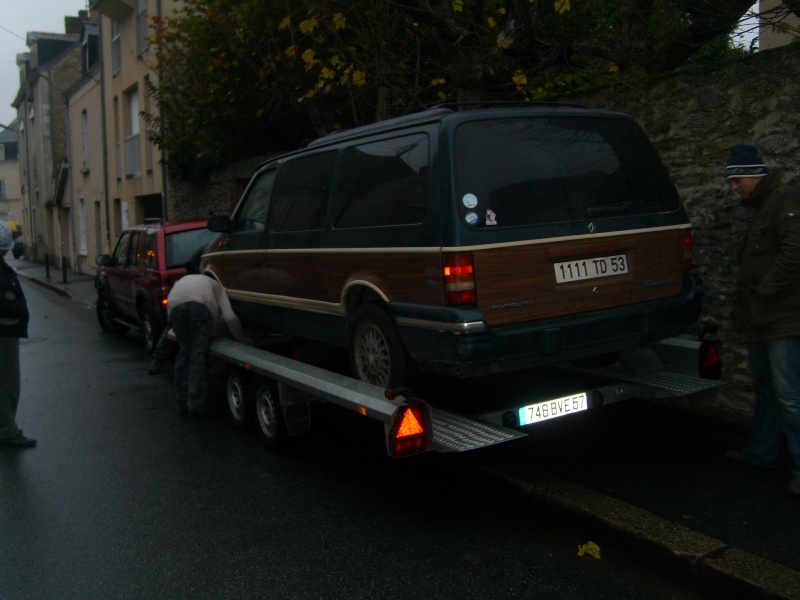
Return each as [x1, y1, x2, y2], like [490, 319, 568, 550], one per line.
[0, 256, 29, 338]
[732, 173, 800, 341]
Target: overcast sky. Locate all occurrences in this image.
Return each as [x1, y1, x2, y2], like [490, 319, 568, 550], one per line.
[0, 0, 88, 127]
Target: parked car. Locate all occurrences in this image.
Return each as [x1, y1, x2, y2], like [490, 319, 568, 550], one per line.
[12, 236, 23, 259]
[203, 106, 702, 388]
[95, 218, 218, 353]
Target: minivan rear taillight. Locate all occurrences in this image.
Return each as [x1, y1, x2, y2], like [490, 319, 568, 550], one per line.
[684, 229, 693, 271]
[443, 253, 476, 305]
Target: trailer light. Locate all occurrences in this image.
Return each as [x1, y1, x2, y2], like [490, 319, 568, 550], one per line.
[387, 403, 429, 458]
[699, 341, 721, 380]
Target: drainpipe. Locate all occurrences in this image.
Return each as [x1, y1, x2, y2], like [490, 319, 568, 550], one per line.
[157, 0, 168, 220]
[98, 15, 111, 251]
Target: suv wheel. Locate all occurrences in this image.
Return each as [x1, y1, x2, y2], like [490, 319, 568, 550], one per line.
[139, 305, 160, 354]
[349, 304, 410, 389]
[96, 293, 129, 334]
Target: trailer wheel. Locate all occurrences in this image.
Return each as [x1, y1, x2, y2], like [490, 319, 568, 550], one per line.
[350, 304, 410, 388]
[252, 377, 287, 448]
[225, 370, 250, 430]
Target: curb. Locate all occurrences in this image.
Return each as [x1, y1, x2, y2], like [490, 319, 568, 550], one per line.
[479, 465, 800, 600]
[18, 273, 94, 307]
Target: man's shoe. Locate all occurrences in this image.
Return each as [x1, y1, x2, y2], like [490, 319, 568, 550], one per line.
[0, 433, 37, 448]
[724, 449, 777, 470]
[148, 359, 165, 375]
[788, 475, 800, 497]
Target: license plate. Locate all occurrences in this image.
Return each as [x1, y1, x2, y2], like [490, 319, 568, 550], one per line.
[518, 393, 588, 425]
[554, 254, 628, 283]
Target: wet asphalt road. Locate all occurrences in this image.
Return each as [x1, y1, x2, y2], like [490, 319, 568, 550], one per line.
[0, 276, 715, 599]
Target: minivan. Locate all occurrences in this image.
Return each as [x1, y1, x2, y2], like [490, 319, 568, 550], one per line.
[204, 106, 702, 388]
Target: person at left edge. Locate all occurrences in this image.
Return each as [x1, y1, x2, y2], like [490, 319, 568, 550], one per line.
[0, 221, 35, 449]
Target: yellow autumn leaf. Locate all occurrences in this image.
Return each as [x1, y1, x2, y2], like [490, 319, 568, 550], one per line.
[330, 55, 343, 68]
[498, 7, 506, 15]
[488, 17, 497, 28]
[607, 63, 619, 73]
[299, 17, 318, 33]
[320, 66, 335, 80]
[285, 45, 296, 58]
[452, 0, 464, 12]
[496, 31, 513, 49]
[352, 70, 366, 86]
[512, 70, 527, 86]
[301, 49, 319, 70]
[333, 12, 346, 30]
[577, 541, 601, 559]
[278, 16, 291, 31]
[430, 78, 446, 86]
[554, 0, 570, 14]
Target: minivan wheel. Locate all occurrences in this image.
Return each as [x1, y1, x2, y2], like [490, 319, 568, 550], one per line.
[96, 294, 129, 334]
[252, 377, 287, 448]
[350, 304, 410, 389]
[226, 370, 250, 430]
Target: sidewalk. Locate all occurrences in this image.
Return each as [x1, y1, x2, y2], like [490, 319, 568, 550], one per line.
[10, 256, 97, 307]
[10, 254, 800, 600]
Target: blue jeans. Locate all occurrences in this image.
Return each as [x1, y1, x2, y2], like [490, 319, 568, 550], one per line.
[171, 302, 213, 413]
[745, 338, 800, 475]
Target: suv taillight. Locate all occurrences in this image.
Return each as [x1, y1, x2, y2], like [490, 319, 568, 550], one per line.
[158, 285, 170, 308]
[684, 229, 693, 271]
[443, 252, 476, 305]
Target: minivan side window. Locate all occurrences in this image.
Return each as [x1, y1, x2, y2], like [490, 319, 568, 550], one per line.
[234, 169, 277, 233]
[334, 134, 429, 229]
[271, 152, 336, 232]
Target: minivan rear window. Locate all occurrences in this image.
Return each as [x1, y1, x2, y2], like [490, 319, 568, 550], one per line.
[454, 116, 680, 229]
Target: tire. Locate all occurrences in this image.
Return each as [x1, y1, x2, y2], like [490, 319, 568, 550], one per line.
[139, 305, 160, 354]
[251, 376, 288, 448]
[96, 293, 129, 334]
[225, 370, 250, 430]
[349, 304, 410, 389]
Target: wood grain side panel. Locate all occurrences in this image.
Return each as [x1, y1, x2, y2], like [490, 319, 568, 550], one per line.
[473, 229, 687, 326]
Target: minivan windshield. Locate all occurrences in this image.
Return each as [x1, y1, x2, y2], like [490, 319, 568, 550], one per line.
[454, 116, 680, 229]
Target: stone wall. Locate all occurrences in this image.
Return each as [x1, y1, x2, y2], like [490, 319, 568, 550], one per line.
[569, 46, 800, 425]
[168, 46, 800, 425]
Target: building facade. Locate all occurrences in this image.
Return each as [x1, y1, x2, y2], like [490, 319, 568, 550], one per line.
[759, 0, 800, 49]
[0, 121, 22, 236]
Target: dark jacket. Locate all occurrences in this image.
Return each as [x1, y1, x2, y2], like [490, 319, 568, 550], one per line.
[0, 255, 29, 338]
[732, 172, 800, 341]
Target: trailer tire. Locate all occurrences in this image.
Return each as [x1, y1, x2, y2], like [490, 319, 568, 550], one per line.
[225, 370, 250, 430]
[350, 304, 411, 389]
[252, 376, 288, 448]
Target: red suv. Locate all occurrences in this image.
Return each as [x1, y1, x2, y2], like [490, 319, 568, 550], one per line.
[95, 218, 217, 352]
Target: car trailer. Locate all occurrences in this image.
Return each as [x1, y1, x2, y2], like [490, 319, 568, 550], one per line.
[209, 336, 723, 458]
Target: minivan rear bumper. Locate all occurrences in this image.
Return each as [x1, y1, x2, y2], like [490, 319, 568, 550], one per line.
[391, 272, 703, 378]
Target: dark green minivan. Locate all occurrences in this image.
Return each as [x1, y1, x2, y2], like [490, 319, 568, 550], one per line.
[205, 106, 701, 388]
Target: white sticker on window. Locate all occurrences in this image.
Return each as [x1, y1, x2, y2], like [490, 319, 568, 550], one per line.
[463, 193, 478, 209]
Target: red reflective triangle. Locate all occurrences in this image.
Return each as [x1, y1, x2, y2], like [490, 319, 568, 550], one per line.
[396, 408, 424, 438]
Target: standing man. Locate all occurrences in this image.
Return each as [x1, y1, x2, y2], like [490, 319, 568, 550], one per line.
[167, 264, 249, 419]
[724, 144, 800, 497]
[0, 221, 35, 449]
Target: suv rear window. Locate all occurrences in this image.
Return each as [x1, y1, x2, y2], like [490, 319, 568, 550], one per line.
[164, 228, 218, 268]
[454, 116, 680, 229]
